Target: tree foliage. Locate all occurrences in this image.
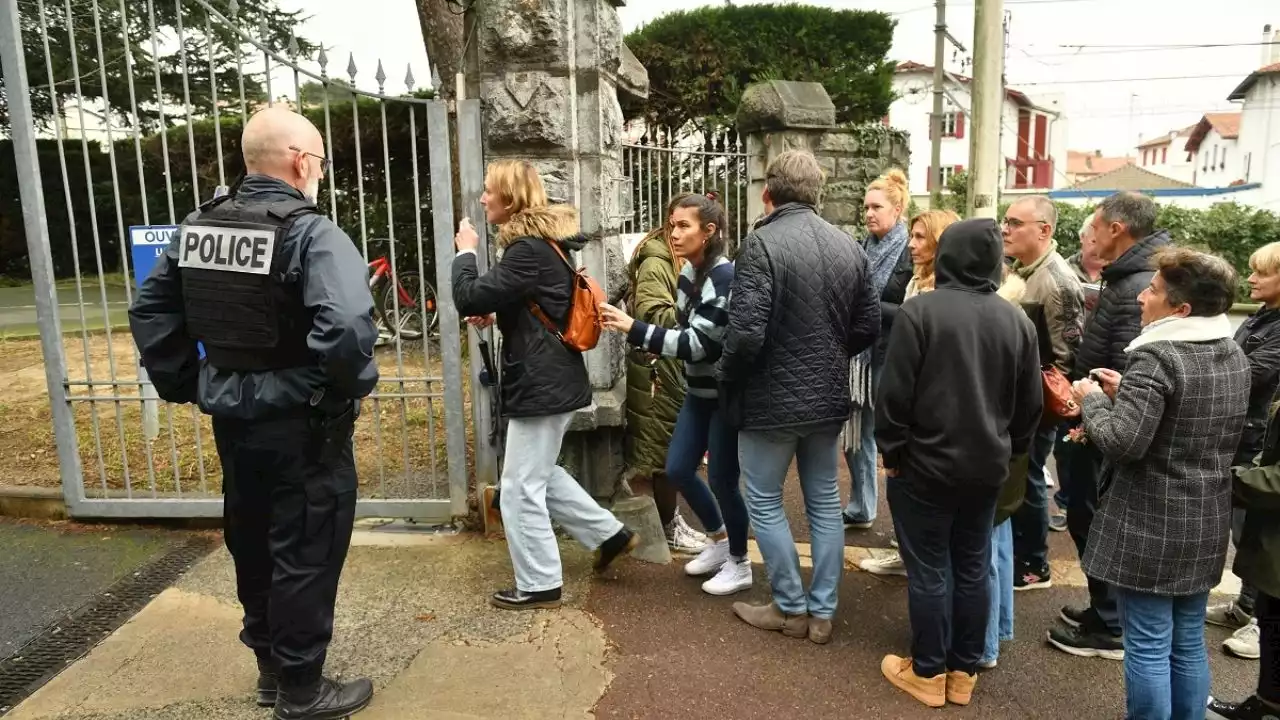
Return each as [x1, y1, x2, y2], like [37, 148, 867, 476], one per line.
[624, 4, 896, 132]
[0, 0, 316, 133]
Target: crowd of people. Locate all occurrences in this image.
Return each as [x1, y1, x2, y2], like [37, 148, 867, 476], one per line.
[454, 147, 1280, 719]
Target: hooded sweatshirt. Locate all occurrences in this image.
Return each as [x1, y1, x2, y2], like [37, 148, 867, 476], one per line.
[874, 218, 1044, 488]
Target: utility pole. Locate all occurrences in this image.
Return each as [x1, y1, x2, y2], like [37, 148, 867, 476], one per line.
[998, 10, 1010, 192]
[929, 0, 946, 209]
[967, 0, 1004, 219]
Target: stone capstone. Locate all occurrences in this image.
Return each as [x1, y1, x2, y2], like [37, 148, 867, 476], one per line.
[480, 0, 569, 69]
[618, 43, 650, 101]
[737, 80, 837, 134]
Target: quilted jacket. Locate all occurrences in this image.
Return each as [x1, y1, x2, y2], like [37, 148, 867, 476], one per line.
[716, 203, 880, 430]
[1232, 307, 1280, 465]
[1072, 230, 1171, 379]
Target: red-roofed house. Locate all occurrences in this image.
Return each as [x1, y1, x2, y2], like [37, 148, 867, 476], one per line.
[1135, 125, 1197, 184]
[889, 61, 1066, 199]
[1065, 151, 1133, 186]
[1184, 112, 1243, 186]
[1227, 28, 1280, 208]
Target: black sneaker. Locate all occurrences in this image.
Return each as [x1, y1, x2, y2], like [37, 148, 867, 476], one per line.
[1046, 623, 1124, 660]
[842, 512, 873, 530]
[1208, 695, 1280, 720]
[1049, 513, 1069, 532]
[1014, 564, 1052, 591]
[257, 664, 280, 708]
[1059, 604, 1094, 629]
[594, 527, 639, 573]
[489, 586, 563, 610]
[274, 676, 374, 720]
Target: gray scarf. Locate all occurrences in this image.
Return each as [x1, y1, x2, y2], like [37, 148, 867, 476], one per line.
[846, 220, 908, 453]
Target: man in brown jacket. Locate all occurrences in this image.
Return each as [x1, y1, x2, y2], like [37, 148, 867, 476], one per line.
[1002, 196, 1085, 592]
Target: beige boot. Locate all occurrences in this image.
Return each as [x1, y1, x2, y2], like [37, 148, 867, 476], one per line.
[881, 655, 945, 708]
[945, 670, 977, 705]
[808, 617, 833, 645]
[731, 601, 808, 638]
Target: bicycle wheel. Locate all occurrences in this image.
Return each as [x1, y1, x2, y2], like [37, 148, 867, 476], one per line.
[380, 272, 438, 340]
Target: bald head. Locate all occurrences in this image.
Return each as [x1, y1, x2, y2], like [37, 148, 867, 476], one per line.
[242, 107, 325, 197]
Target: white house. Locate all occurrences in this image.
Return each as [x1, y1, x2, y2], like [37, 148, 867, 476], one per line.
[889, 61, 1066, 201]
[1135, 125, 1197, 185]
[1228, 25, 1280, 210]
[1184, 112, 1243, 187]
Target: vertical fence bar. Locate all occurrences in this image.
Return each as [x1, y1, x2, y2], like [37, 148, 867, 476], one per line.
[430, 100, 469, 517]
[406, 88, 440, 495]
[261, 19, 273, 106]
[318, 49, 338, 222]
[146, 0, 176, 223]
[458, 99, 496, 504]
[230, 0, 248, 122]
[8, 0, 90, 512]
[375, 63, 413, 490]
[65, 0, 134, 497]
[208, 11, 226, 187]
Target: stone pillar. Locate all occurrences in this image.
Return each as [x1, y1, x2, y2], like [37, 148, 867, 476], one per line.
[476, 0, 647, 500]
[738, 80, 911, 237]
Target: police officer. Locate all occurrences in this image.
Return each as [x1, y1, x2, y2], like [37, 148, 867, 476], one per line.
[130, 106, 378, 720]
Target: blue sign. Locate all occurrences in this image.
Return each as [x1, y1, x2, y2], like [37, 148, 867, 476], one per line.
[129, 225, 204, 359]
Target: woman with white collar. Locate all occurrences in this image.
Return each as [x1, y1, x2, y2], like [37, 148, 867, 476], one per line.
[1069, 247, 1249, 720]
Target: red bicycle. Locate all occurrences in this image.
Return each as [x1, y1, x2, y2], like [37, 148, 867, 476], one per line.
[368, 250, 438, 343]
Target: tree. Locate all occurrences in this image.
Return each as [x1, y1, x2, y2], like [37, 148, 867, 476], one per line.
[0, 0, 316, 133]
[299, 78, 355, 106]
[414, 0, 464, 100]
[624, 5, 896, 132]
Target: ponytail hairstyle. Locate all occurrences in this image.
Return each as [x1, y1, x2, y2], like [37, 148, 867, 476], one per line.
[673, 191, 729, 291]
[867, 167, 909, 218]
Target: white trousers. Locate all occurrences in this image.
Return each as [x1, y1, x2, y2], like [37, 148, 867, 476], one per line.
[500, 411, 623, 592]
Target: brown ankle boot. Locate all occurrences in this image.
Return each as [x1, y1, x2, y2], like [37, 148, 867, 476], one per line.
[946, 670, 977, 705]
[881, 655, 945, 708]
[731, 601, 808, 638]
[808, 617, 833, 644]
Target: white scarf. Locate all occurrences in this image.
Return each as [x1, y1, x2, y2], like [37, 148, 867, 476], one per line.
[1124, 313, 1233, 353]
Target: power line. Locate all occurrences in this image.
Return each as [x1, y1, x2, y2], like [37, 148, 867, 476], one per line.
[1022, 40, 1280, 58]
[1011, 72, 1246, 85]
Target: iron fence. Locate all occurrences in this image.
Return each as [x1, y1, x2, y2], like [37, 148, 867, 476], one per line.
[622, 124, 750, 248]
[1, 0, 477, 520]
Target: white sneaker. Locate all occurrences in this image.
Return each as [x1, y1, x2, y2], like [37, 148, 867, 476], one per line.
[702, 558, 753, 596]
[1045, 467, 1055, 488]
[1224, 618, 1261, 659]
[685, 538, 730, 576]
[1205, 601, 1252, 630]
[666, 514, 709, 555]
[858, 551, 907, 576]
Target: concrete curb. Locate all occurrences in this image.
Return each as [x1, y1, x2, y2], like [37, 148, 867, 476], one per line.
[0, 485, 67, 520]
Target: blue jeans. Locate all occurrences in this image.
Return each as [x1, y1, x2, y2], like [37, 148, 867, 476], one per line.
[1013, 426, 1056, 569]
[844, 362, 882, 523]
[1117, 589, 1211, 720]
[665, 395, 748, 558]
[739, 426, 843, 619]
[982, 520, 1015, 665]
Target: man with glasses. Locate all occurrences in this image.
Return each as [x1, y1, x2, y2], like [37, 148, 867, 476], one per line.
[130, 106, 379, 719]
[1001, 197, 1085, 596]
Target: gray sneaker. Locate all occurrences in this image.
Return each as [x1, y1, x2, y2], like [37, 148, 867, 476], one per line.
[1206, 601, 1253, 630]
[666, 513, 709, 555]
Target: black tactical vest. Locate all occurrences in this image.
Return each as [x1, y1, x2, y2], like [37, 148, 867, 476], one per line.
[177, 194, 318, 372]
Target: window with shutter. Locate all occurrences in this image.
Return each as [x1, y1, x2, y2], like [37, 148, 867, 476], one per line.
[955, 112, 966, 139]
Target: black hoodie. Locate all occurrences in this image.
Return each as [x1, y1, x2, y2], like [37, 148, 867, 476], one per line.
[874, 218, 1044, 488]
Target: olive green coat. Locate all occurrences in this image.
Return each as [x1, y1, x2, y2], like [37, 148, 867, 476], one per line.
[1232, 400, 1280, 600]
[624, 233, 686, 476]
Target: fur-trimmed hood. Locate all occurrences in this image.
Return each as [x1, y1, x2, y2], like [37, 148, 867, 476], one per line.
[497, 204, 582, 247]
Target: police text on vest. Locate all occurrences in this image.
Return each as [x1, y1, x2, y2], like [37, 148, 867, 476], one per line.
[178, 225, 276, 275]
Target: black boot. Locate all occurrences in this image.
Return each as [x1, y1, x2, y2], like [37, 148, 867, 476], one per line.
[594, 527, 638, 573]
[1208, 695, 1280, 720]
[490, 586, 563, 610]
[256, 658, 280, 708]
[274, 676, 374, 720]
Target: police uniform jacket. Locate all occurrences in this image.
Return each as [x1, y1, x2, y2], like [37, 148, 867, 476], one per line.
[452, 204, 592, 418]
[129, 175, 379, 420]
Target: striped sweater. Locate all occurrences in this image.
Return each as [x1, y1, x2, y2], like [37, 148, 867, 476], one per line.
[626, 256, 733, 398]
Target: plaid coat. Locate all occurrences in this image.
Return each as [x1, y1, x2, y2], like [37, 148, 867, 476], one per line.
[1081, 337, 1249, 596]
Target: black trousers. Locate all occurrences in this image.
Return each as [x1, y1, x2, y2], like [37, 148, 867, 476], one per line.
[1259, 592, 1280, 705]
[213, 405, 358, 688]
[889, 471, 999, 678]
[1062, 437, 1122, 635]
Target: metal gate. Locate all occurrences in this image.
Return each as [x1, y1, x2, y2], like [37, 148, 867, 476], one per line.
[0, 0, 483, 521]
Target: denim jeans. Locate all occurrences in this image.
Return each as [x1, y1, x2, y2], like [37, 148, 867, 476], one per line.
[889, 471, 999, 678]
[500, 412, 625, 592]
[1013, 426, 1056, 570]
[1117, 589, 1210, 720]
[844, 362, 882, 523]
[982, 519, 1015, 665]
[739, 426, 843, 619]
[665, 395, 749, 558]
[1065, 438, 1122, 635]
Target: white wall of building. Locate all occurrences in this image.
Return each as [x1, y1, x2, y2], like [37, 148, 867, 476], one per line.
[1238, 74, 1280, 210]
[1191, 128, 1242, 186]
[1137, 136, 1197, 185]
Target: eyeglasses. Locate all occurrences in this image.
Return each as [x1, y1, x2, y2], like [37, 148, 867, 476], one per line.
[1001, 217, 1048, 229]
[289, 145, 331, 174]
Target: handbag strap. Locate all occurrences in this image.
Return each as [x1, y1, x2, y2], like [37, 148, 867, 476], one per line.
[525, 238, 575, 340]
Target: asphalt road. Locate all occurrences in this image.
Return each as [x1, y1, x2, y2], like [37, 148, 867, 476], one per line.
[0, 519, 183, 662]
[0, 284, 130, 336]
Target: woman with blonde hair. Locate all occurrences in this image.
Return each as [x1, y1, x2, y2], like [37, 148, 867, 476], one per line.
[845, 168, 914, 531]
[453, 159, 637, 611]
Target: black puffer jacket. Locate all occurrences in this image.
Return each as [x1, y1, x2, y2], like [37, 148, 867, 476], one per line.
[1234, 308, 1280, 465]
[1072, 230, 1171, 379]
[717, 203, 880, 430]
[452, 205, 592, 418]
